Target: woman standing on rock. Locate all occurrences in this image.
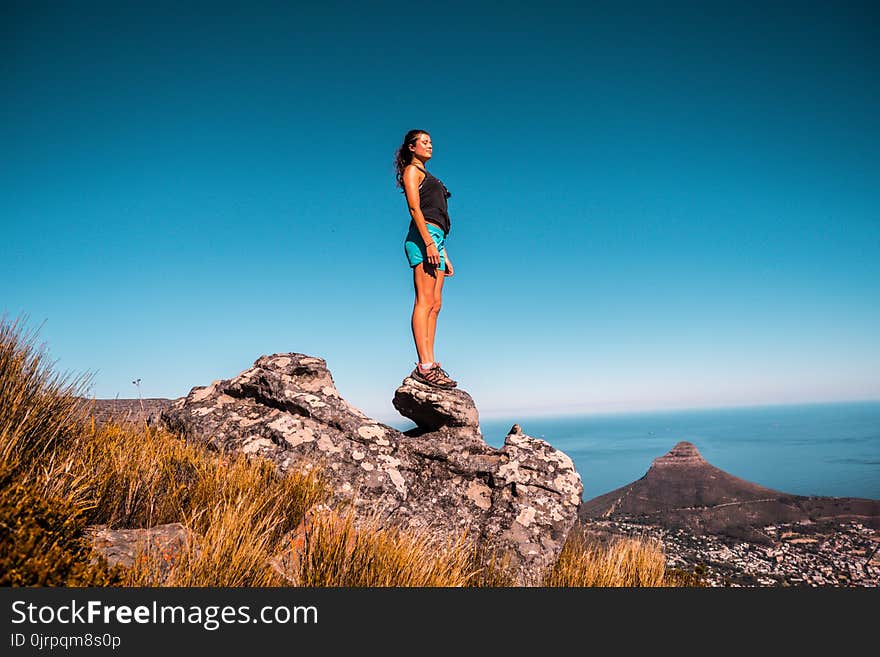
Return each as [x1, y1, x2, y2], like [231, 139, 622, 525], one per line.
[394, 129, 457, 389]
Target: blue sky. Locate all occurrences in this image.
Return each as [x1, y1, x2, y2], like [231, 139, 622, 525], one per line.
[2, 1, 878, 425]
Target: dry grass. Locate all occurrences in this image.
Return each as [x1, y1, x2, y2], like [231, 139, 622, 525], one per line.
[85, 423, 328, 586]
[0, 314, 699, 587]
[0, 314, 326, 586]
[0, 315, 91, 475]
[280, 510, 481, 587]
[545, 525, 687, 587]
[0, 314, 117, 584]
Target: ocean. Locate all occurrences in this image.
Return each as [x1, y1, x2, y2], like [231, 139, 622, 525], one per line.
[431, 400, 880, 502]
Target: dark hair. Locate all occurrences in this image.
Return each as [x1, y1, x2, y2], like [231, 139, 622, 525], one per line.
[394, 129, 429, 189]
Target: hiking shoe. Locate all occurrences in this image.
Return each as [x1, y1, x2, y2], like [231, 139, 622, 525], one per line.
[410, 363, 456, 389]
[432, 362, 458, 388]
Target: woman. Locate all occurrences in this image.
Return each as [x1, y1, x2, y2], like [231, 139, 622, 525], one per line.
[395, 129, 457, 389]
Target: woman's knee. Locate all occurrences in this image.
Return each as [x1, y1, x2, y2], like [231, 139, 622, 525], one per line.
[414, 292, 436, 311]
[429, 297, 442, 315]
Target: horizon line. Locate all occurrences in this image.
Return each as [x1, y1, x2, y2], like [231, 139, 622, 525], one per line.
[82, 393, 880, 425]
[390, 396, 880, 424]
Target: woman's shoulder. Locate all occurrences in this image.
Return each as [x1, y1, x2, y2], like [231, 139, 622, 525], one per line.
[403, 163, 428, 182]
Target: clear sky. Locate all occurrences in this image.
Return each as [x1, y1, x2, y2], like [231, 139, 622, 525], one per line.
[3, 1, 878, 424]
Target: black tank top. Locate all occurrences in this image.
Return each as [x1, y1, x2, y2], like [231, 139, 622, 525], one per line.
[411, 165, 451, 235]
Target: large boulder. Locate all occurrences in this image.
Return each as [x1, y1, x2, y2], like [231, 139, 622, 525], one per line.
[161, 353, 583, 585]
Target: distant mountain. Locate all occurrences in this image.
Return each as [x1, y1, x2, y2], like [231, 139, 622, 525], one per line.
[579, 441, 880, 541]
[83, 398, 172, 428]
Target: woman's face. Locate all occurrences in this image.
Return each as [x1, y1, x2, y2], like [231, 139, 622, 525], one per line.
[409, 133, 432, 161]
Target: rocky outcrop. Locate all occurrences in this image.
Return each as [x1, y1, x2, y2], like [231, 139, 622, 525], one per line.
[161, 353, 583, 585]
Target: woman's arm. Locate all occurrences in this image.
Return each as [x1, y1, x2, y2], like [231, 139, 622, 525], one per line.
[403, 166, 441, 267]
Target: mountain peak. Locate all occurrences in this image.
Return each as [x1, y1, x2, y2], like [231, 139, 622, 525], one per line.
[650, 441, 706, 468]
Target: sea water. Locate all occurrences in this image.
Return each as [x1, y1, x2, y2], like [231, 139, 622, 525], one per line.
[406, 400, 880, 502]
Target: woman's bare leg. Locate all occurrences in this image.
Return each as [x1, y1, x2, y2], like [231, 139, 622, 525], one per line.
[425, 265, 445, 362]
[412, 263, 440, 363]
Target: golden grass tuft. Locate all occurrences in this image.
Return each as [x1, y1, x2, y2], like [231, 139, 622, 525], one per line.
[544, 525, 677, 587]
[282, 510, 481, 587]
[0, 315, 91, 472]
[81, 422, 328, 586]
[77, 421, 327, 538]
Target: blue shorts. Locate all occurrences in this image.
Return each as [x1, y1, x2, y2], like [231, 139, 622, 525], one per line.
[404, 222, 446, 271]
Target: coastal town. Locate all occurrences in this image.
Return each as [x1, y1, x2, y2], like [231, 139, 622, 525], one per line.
[587, 518, 880, 587]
